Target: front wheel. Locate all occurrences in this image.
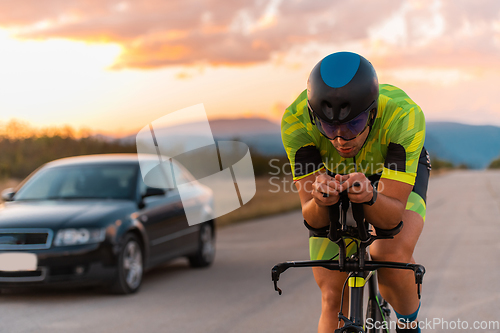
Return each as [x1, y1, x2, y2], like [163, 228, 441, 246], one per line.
[188, 222, 215, 268]
[366, 295, 391, 333]
[109, 233, 144, 294]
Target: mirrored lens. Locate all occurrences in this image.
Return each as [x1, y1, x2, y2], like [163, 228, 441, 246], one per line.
[318, 110, 370, 140]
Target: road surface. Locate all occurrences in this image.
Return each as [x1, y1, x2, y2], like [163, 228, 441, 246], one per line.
[1, 170, 500, 333]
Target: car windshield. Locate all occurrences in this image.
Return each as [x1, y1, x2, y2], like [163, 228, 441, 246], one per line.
[14, 164, 138, 201]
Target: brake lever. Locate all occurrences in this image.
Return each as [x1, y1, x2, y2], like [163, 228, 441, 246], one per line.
[272, 267, 282, 295]
[414, 265, 425, 299]
[273, 280, 282, 295]
[272, 264, 292, 295]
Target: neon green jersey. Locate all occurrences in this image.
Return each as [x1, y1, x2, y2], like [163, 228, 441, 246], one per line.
[281, 84, 425, 185]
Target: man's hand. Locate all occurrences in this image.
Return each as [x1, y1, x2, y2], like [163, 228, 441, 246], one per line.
[336, 173, 374, 204]
[311, 173, 342, 206]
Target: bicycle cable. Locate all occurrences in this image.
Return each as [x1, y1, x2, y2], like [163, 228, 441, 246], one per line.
[338, 271, 353, 326]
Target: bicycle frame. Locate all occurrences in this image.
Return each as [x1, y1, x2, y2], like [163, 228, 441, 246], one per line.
[271, 192, 425, 333]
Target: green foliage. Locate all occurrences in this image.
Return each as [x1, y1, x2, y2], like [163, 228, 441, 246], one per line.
[0, 135, 136, 180]
[0, 129, 292, 181]
[226, 137, 290, 177]
[488, 157, 500, 169]
[430, 156, 454, 170]
[248, 148, 290, 177]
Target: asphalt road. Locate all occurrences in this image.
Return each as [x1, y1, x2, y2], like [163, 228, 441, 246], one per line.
[1, 170, 500, 333]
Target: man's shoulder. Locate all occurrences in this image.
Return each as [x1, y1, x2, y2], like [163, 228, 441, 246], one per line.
[377, 84, 425, 147]
[281, 89, 311, 133]
[379, 84, 420, 110]
[284, 89, 308, 117]
[377, 83, 424, 131]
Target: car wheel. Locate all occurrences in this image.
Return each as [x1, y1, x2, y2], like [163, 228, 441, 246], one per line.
[188, 222, 215, 268]
[110, 233, 144, 294]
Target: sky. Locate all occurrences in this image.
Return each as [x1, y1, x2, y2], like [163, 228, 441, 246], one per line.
[0, 0, 500, 137]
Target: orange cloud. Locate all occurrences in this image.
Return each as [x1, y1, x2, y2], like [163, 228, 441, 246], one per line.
[0, 0, 499, 73]
[0, 0, 402, 69]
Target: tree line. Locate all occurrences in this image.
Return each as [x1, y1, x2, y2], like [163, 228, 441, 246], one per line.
[489, 156, 500, 169]
[0, 120, 291, 180]
[0, 135, 137, 179]
[431, 155, 500, 170]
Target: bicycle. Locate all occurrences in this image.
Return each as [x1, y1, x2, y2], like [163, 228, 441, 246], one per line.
[271, 189, 425, 333]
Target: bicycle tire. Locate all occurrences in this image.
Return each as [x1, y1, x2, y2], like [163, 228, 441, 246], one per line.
[366, 294, 391, 333]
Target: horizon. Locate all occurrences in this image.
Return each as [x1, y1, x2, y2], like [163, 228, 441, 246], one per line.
[3, 116, 500, 140]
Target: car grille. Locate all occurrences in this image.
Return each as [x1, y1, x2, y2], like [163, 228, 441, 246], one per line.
[0, 229, 53, 250]
[0, 267, 47, 282]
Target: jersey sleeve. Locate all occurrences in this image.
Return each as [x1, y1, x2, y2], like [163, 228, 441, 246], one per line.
[281, 91, 325, 181]
[380, 98, 426, 186]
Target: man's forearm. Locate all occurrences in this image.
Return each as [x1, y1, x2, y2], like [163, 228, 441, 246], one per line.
[363, 192, 405, 229]
[302, 198, 330, 229]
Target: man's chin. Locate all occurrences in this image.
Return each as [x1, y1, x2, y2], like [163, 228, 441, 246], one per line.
[338, 152, 357, 158]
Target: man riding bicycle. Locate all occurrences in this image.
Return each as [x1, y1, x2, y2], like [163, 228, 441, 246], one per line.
[281, 52, 430, 333]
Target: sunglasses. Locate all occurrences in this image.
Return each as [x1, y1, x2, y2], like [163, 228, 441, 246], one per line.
[308, 100, 376, 141]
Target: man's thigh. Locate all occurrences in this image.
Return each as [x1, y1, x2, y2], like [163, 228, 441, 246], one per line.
[370, 209, 423, 262]
[312, 266, 349, 298]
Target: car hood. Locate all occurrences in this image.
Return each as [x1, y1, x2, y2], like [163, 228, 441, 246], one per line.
[0, 200, 138, 229]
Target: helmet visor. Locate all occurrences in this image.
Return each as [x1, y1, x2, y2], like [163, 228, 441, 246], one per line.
[309, 100, 375, 141]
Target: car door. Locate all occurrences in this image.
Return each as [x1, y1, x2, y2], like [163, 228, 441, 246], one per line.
[137, 171, 193, 265]
[168, 162, 200, 251]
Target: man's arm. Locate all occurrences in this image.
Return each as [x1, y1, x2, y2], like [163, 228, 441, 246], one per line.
[338, 173, 412, 229]
[364, 178, 412, 229]
[296, 171, 342, 229]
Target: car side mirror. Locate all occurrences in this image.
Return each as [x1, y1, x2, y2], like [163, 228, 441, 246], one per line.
[142, 187, 166, 199]
[1, 188, 15, 202]
[138, 187, 166, 209]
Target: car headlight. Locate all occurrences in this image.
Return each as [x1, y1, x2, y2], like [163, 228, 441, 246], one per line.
[54, 228, 106, 246]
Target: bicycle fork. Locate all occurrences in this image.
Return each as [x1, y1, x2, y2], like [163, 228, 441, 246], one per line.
[336, 272, 366, 333]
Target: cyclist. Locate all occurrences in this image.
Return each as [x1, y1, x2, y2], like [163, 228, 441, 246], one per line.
[281, 51, 430, 333]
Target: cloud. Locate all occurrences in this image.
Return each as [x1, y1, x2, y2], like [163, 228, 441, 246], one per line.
[0, 0, 499, 72]
[368, 0, 500, 72]
[0, 0, 401, 68]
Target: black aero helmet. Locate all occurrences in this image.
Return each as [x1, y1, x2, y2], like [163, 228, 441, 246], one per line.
[307, 52, 379, 140]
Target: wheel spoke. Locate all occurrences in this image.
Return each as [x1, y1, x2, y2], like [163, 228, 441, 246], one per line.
[129, 243, 136, 258]
[123, 258, 131, 269]
[122, 239, 143, 289]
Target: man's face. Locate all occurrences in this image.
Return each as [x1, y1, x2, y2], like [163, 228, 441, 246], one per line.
[330, 126, 370, 158]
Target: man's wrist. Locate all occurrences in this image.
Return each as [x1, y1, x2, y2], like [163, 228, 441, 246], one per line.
[363, 185, 377, 206]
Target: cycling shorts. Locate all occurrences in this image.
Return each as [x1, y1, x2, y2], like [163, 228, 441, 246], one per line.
[309, 148, 431, 261]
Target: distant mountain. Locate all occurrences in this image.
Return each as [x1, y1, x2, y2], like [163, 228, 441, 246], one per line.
[425, 122, 500, 169]
[208, 118, 283, 155]
[120, 117, 285, 155]
[208, 117, 281, 136]
[115, 118, 500, 168]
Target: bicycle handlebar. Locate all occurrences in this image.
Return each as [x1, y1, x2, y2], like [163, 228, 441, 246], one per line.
[272, 259, 425, 298]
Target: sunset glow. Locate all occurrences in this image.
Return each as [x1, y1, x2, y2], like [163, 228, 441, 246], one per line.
[0, 29, 122, 72]
[0, 0, 499, 136]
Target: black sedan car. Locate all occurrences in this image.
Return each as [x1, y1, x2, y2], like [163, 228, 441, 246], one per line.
[0, 154, 216, 294]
